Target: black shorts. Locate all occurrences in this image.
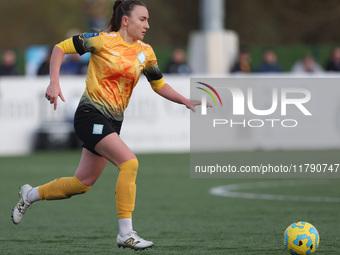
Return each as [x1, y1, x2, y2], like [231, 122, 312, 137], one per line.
[74, 104, 122, 155]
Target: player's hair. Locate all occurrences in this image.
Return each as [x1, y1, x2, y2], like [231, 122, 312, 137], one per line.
[104, 0, 147, 32]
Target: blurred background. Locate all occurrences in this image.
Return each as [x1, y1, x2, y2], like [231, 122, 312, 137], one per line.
[3, 0, 340, 74]
[2, 0, 340, 155]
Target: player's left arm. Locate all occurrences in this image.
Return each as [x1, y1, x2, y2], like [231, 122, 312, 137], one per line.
[144, 59, 200, 111]
[144, 47, 208, 112]
[155, 83, 202, 112]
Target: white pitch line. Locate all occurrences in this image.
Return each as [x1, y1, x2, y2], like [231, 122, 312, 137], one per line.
[209, 180, 340, 203]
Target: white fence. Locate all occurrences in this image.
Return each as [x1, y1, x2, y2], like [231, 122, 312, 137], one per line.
[1, 74, 340, 156]
[0, 75, 190, 155]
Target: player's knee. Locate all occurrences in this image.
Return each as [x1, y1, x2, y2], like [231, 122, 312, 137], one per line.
[118, 158, 138, 174]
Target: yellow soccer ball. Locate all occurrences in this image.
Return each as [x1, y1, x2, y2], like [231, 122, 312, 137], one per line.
[284, 221, 320, 255]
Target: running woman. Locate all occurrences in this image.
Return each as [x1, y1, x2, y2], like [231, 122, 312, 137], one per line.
[11, 0, 202, 251]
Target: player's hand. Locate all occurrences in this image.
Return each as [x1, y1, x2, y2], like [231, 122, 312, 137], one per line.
[45, 81, 66, 110]
[186, 99, 212, 112]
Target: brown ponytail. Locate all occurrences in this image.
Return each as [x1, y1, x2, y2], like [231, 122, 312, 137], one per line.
[104, 0, 147, 32]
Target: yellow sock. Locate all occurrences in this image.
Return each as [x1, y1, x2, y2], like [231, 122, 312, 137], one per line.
[38, 176, 91, 200]
[116, 159, 138, 219]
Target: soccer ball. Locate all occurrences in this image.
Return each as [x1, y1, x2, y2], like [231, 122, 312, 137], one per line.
[284, 221, 320, 255]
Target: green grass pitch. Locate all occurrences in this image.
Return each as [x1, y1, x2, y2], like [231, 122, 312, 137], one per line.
[1, 150, 340, 254]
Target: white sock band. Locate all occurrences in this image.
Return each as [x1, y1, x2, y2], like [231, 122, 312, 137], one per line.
[118, 218, 133, 236]
[28, 187, 41, 203]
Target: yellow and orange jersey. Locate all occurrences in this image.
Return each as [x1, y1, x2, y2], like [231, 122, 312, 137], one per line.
[56, 31, 165, 120]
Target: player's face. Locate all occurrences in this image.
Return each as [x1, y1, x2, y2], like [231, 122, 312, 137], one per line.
[126, 5, 150, 41]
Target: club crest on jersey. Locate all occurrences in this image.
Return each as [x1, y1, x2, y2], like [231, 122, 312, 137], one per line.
[84, 33, 99, 38]
[137, 52, 146, 64]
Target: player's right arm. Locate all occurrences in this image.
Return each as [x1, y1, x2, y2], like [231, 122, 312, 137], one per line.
[45, 45, 66, 111]
[46, 37, 79, 110]
[46, 33, 103, 110]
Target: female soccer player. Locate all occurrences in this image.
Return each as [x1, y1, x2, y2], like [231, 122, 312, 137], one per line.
[11, 0, 202, 250]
